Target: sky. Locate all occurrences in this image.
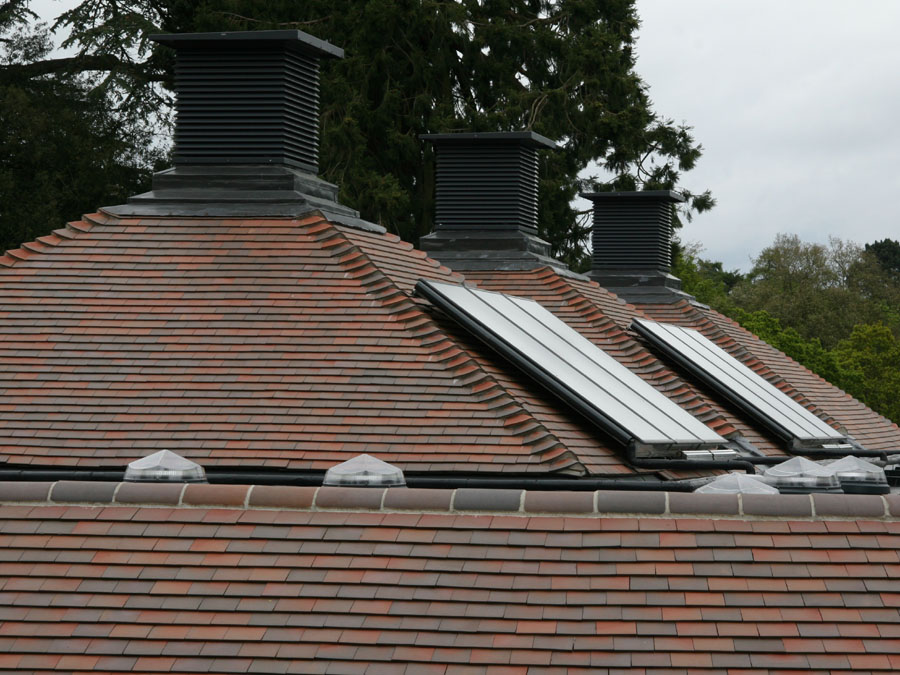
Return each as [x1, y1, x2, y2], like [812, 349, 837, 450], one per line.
[28, 1, 900, 272]
[633, 0, 900, 271]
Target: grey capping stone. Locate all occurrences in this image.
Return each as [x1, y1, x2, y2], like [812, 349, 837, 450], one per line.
[315, 486, 385, 510]
[182, 484, 250, 507]
[383, 488, 453, 511]
[669, 492, 739, 516]
[115, 482, 184, 505]
[50, 481, 118, 504]
[813, 493, 886, 518]
[595, 490, 666, 514]
[453, 488, 522, 512]
[248, 485, 317, 509]
[742, 494, 812, 517]
[885, 494, 900, 518]
[523, 491, 594, 514]
[0, 481, 53, 502]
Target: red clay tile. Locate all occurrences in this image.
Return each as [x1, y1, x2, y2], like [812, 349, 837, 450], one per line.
[183, 484, 249, 507]
[315, 487, 384, 510]
[523, 491, 593, 514]
[247, 485, 317, 509]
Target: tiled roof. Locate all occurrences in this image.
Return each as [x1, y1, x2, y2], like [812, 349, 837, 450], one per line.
[637, 299, 900, 453]
[0, 213, 605, 473]
[2, 208, 898, 478]
[1, 480, 900, 673]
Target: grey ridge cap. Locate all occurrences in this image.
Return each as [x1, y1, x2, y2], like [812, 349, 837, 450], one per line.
[580, 190, 685, 202]
[420, 131, 558, 150]
[150, 30, 344, 59]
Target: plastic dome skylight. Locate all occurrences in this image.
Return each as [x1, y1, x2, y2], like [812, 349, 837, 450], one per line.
[124, 449, 207, 483]
[695, 473, 779, 495]
[820, 455, 889, 495]
[323, 454, 406, 487]
[763, 456, 842, 494]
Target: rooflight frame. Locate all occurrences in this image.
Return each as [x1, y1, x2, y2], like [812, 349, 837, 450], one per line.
[416, 279, 725, 454]
[631, 318, 847, 449]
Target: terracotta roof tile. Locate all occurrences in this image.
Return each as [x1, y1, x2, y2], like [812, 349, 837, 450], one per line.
[1, 483, 899, 671]
[0, 215, 599, 474]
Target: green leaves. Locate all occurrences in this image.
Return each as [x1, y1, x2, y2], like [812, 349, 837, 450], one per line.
[6, 0, 710, 263]
[676, 235, 900, 423]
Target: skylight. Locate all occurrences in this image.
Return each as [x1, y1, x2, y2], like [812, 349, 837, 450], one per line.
[631, 318, 846, 449]
[416, 280, 725, 454]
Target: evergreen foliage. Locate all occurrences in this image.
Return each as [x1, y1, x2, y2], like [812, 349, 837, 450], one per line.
[0, 12, 162, 254]
[2, 0, 712, 269]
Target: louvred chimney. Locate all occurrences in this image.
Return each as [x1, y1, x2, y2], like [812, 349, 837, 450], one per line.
[580, 190, 693, 303]
[106, 30, 369, 227]
[419, 132, 569, 272]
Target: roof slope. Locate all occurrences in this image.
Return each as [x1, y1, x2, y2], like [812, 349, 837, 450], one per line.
[1, 481, 899, 674]
[0, 213, 608, 473]
[637, 300, 900, 453]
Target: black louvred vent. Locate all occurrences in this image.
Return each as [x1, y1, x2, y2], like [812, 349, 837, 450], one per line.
[582, 191, 684, 273]
[422, 132, 556, 234]
[151, 30, 343, 174]
[174, 47, 320, 171]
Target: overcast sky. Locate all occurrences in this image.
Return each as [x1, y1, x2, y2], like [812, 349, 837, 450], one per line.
[634, 0, 900, 271]
[30, 1, 900, 271]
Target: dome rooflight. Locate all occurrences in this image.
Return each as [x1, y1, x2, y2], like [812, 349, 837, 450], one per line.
[124, 449, 207, 483]
[763, 456, 842, 494]
[820, 455, 889, 495]
[695, 473, 779, 494]
[323, 454, 406, 488]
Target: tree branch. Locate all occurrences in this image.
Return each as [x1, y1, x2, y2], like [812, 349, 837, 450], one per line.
[0, 54, 163, 81]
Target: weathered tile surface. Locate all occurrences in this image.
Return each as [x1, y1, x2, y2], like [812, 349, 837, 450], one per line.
[0, 485, 898, 673]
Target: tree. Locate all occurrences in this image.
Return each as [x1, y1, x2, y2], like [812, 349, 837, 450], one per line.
[2, 0, 713, 269]
[728, 308, 843, 386]
[730, 234, 890, 348]
[671, 241, 742, 313]
[0, 5, 163, 253]
[865, 238, 900, 280]
[832, 323, 900, 424]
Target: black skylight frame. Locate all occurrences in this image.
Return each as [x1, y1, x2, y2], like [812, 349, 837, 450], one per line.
[416, 279, 726, 454]
[631, 318, 847, 449]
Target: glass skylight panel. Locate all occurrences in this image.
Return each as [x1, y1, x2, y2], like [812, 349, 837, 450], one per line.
[416, 280, 725, 451]
[631, 318, 845, 446]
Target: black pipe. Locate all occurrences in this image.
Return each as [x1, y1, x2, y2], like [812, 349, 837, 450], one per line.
[626, 444, 758, 475]
[790, 446, 890, 462]
[0, 467, 715, 492]
[403, 475, 712, 492]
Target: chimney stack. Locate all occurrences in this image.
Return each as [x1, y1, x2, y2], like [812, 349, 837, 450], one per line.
[581, 190, 692, 303]
[107, 30, 368, 226]
[158, 30, 342, 173]
[419, 132, 568, 272]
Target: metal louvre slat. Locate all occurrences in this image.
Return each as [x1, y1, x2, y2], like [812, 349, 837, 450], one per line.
[172, 46, 320, 170]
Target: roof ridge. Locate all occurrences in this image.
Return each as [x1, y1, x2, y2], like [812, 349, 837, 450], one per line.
[310, 219, 584, 472]
[0, 217, 96, 268]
